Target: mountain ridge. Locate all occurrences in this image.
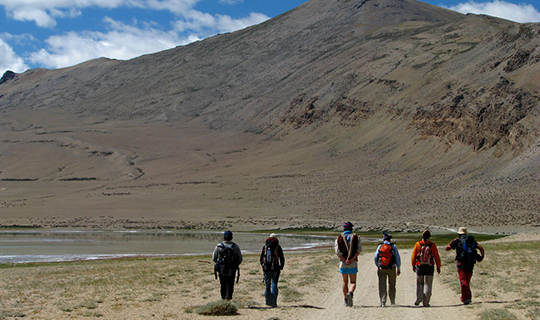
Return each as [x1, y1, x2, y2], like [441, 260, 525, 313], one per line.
[0, 0, 539, 231]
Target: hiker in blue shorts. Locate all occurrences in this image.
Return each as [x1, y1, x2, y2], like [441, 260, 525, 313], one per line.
[335, 221, 362, 307]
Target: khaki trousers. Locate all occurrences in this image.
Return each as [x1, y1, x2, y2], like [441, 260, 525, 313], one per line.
[377, 266, 397, 304]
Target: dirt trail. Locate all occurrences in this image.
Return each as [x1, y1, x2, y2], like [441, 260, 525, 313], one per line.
[296, 247, 478, 319]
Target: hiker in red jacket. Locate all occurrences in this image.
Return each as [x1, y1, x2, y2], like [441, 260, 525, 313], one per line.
[260, 233, 285, 307]
[411, 230, 441, 307]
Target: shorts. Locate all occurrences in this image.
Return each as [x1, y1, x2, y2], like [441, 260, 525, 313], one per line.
[340, 267, 358, 274]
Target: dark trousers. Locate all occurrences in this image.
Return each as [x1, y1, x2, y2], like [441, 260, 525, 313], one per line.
[218, 274, 236, 300]
[264, 270, 280, 307]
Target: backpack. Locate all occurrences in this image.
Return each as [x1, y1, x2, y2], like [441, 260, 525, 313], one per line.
[456, 235, 478, 265]
[215, 242, 239, 278]
[378, 243, 395, 269]
[419, 242, 434, 266]
[262, 242, 280, 271]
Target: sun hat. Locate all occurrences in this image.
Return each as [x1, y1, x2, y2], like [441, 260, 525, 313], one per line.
[458, 227, 468, 235]
[224, 230, 233, 240]
[269, 233, 278, 239]
[383, 231, 393, 241]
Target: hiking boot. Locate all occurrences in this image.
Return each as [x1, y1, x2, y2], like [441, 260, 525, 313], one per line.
[346, 292, 354, 307]
[414, 298, 422, 306]
[423, 303, 431, 307]
[380, 302, 386, 307]
[464, 299, 471, 305]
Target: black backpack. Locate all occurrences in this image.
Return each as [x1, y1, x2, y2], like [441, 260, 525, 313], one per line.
[262, 242, 280, 271]
[215, 242, 239, 279]
[456, 235, 479, 265]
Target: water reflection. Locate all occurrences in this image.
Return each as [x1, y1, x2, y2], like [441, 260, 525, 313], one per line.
[0, 230, 338, 264]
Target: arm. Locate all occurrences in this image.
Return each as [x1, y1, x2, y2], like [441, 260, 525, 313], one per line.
[445, 238, 458, 251]
[432, 244, 442, 274]
[278, 246, 285, 269]
[411, 242, 420, 272]
[348, 250, 360, 264]
[212, 245, 220, 263]
[477, 244, 485, 260]
[335, 236, 346, 262]
[393, 245, 402, 276]
[234, 243, 243, 265]
[374, 245, 381, 267]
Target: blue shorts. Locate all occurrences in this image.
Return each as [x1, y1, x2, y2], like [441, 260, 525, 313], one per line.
[340, 267, 358, 274]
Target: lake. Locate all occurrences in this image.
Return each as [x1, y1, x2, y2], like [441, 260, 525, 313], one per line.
[0, 229, 339, 264]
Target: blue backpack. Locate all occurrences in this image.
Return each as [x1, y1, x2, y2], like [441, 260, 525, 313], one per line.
[457, 235, 478, 264]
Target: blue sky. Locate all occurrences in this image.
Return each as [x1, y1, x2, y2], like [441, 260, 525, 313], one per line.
[1, 0, 540, 75]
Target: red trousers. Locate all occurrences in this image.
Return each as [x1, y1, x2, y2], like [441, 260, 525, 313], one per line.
[457, 268, 473, 302]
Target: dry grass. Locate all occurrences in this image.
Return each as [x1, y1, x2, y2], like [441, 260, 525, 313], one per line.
[440, 240, 540, 319]
[0, 250, 336, 319]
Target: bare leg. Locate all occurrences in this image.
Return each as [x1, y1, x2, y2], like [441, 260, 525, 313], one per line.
[349, 273, 357, 293]
[342, 273, 349, 297]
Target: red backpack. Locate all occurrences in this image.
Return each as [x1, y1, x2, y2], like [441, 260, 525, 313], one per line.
[378, 243, 395, 268]
[418, 242, 434, 266]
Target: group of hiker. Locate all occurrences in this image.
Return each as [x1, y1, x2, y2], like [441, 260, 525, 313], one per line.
[337, 222, 485, 308]
[211, 223, 484, 308]
[212, 230, 284, 307]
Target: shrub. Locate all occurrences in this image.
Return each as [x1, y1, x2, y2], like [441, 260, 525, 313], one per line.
[195, 300, 238, 316]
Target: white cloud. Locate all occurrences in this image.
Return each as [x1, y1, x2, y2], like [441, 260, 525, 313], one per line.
[219, 0, 243, 4]
[447, 0, 540, 23]
[28, 18, 184, 68]
[1, 0, 199, 27]
[173, 10, 268, 35]
[26, 8, 269, 69]
[0, 0, 269, 71]
[0, 38, 29, 74]
[11, 6, 58, 28]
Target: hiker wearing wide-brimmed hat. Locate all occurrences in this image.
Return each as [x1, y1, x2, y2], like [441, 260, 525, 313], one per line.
[411, 230, 441, 307]
[335, 221, 362, 307]
[445, 227, 485, 305]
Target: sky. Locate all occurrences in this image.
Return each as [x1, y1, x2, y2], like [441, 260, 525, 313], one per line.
[1, 0, 540, 76]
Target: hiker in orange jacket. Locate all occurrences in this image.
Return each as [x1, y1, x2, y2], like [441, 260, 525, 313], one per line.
[411, 230, 441, 307]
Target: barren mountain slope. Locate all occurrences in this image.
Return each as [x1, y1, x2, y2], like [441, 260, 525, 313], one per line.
[0, 0, 539, 231]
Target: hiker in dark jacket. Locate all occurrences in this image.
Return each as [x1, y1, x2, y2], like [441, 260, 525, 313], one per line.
[212, 230, 243, 300]
[259, 233, 285, 307]
[335, 221, 362, 307]
[445, 227, 484, 305]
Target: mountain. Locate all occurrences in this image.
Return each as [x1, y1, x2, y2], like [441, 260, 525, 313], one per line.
[1, 0, 539, 232]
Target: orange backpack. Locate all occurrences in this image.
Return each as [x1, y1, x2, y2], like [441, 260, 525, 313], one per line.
[378, 243, 395, 268]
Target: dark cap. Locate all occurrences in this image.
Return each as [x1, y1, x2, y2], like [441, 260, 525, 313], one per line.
[224, 230, 233, 241]
[344, 221, 353, 231]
